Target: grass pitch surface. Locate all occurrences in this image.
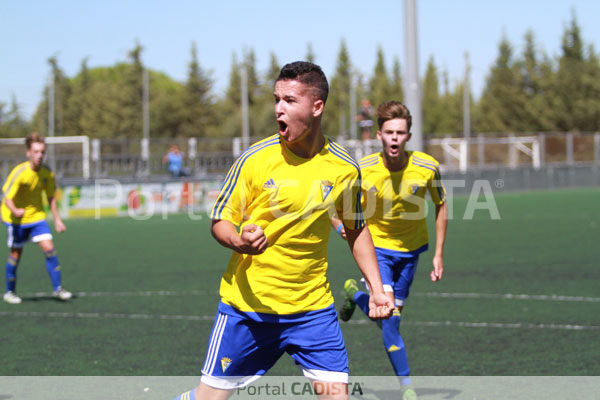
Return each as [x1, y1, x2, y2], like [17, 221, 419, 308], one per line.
[0, 187, 598, 375]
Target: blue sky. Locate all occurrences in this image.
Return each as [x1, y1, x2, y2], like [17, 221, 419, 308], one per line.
[1, 0, 598, 119]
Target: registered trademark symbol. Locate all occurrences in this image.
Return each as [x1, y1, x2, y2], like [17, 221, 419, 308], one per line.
[495, 179, 504, 188]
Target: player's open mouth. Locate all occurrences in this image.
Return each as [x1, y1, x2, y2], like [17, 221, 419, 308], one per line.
[278, 121, 288, 135]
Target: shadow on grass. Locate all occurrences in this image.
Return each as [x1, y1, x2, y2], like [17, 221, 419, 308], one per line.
[21, 294, 78, 303]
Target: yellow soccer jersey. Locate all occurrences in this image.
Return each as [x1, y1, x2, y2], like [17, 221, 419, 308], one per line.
[211, 134, 364, 315]
[1, 162, 56, 225]
[359, 151, 446, 253]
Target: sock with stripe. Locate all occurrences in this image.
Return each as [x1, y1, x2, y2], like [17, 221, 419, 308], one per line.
[173, 389, 196, 400]
[382, 313, 410, 377]
[44, 249, 62, 291]
[5, 255, 19, 292]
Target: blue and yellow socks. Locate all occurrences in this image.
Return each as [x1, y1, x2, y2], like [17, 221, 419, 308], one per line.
[353, 291, 411, 382]
[173, 389, 196, 400]
[382, 313, 410, 377]
[44, 249, 62, 291]
[5, 255, 19, 292]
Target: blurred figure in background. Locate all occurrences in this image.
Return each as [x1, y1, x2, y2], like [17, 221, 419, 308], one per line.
[357, 99, 374, 141]
[163, 145, 190, 177]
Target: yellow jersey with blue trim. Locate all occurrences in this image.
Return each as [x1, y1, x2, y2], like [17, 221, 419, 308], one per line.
[359, 151, 446, 253]
[211, 134, 364, 315]
[1, 162, 56, 225]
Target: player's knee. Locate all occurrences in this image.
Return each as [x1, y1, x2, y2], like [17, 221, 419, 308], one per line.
[43, 249, 57, 258]
[9, 249, 22, 261]
[381, 314, 403, 348]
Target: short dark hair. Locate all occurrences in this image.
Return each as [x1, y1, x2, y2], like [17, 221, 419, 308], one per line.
[376, 101, 412, 131]
[25, 132, 45, 149]
[276, 61, 329, 104]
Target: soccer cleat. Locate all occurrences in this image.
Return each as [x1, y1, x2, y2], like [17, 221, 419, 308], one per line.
[402, 388, 418, 400]
[3, 291, 22, 305]
[53, 287, 72, 301]
[339, 279, 359, 322]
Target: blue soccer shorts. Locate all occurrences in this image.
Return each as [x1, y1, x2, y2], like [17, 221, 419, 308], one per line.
[4, 220, 53, 249]
[200, 302, 349, 389]
[375, 247, 421, 307]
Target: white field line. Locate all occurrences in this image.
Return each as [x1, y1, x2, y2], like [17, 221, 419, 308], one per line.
[413, 292, 600, 303]
[348, 320, 600, 331]
[0, 310, 598, 331]
[14, 290, 600, 303]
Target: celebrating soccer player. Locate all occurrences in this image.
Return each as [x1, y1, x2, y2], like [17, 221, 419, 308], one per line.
[334, 101, 448, 400]
[2, 133, 72, 304]
[173, 62, 393, 400]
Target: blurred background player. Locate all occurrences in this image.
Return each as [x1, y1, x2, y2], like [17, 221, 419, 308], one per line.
[332, 101, 448, 400]
[357, 99, 374, 141]
[2, 133, 72, 304]
[162, 144, 190, 177]
[173, 61, 393, 400]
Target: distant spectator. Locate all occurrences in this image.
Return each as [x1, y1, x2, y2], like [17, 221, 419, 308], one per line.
[162, 145, 189, 177]
[357, 99, 374, 141]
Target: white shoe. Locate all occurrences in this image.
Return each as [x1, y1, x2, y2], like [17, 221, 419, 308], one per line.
[3, 291, 22, 304]
[53, 287, 72, 301]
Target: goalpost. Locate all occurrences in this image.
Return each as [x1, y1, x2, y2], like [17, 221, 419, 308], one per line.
[0, 136, 90, 179]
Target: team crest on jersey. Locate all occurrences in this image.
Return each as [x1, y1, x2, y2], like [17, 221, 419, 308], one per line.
[263, 178, 277, 189]
[321, 180, 333, 201]
[410, 184, 420, 195]
[221, 357, 232, 372]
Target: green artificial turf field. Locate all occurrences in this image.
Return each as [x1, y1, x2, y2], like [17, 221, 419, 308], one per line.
[0, 187, 598, 376]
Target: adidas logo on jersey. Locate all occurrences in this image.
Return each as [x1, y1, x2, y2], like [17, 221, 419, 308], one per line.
[263, 178, 277, 189]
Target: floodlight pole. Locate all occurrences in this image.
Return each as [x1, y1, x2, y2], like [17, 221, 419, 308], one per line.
[143, 69, 149, 141]
[463, 52, 471, 170]
[241, 66, 250, 150]
[404, 0, 423, 151]
[142, 68, 150, 176]
[349, 71, 357, 140]
[47, 73, 56, 172]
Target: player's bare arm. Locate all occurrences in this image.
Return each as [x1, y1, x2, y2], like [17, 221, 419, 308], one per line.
[3, 197, 25, 218]
[331, 215, 347, 239]
[48, 196, 66, 232]
[344, 225, 393, 319]
[431, 202, 448, 282]
[211, 219, 268, 255]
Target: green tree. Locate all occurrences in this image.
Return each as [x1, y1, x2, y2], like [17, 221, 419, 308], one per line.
[31, 56, 72, 136]
[305, 43, 316, 63]
[475, 35, 524, 133]
[325, 39, 352, 138]
[389, 56, 404, 103]
[0, 96, 30, 137]
[218, 54, 242, 138]
[514, 30, 556, 131]
[252, 52, 280, 138]
[369, 46, 391, 111]
[179, 42, 215, 137]
[120, 42, 144, 137]
[64, 58, 91, 136]
[554, 11, 600, 131]
[422, 56, 442, 134]
[581, 44, 600, 130]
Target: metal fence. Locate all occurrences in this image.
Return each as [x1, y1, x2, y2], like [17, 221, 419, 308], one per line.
[1, 132, 599, 188]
